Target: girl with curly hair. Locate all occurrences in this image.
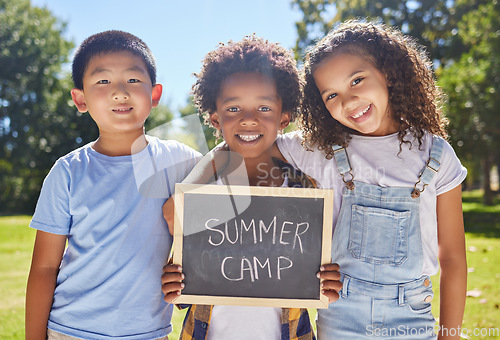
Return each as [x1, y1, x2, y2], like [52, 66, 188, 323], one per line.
[277, 20, 467, 339]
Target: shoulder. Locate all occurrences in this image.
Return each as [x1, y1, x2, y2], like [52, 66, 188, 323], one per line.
[403, 132, 463, 171]
[58, 143, 92, 161]
[49, 143, 94, 174]
[424, 133, 467, 194]
[277, 131, 330, 162]
[278, 130, 304, 143]
[277, 131, 315, 151]
[273, 158, 318, 188]
[424, 133, 461, 163]
[147, 136, 202, 158]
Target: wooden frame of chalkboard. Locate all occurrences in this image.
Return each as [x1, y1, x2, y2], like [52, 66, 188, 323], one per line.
[172, 183, 334, 308]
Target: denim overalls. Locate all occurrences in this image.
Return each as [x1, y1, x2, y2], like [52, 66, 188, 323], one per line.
[317, 136, 444, 339]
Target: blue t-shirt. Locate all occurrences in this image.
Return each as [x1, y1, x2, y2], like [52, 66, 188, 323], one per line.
[30, 136, 201, 339]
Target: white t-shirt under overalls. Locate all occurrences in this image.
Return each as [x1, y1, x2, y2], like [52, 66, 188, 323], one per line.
[278, 131, 467, 339]
[277, 131, 466, 276]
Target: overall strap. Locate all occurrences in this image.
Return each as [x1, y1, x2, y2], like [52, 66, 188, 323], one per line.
[412, 135, 445, 198]
[332, 144, 355, 190]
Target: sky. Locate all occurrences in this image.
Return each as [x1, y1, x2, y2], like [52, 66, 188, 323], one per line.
[30, 0, 303, 112]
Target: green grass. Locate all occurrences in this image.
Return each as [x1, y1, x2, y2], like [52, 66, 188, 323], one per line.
[2, 190, 499, 339]
[0, 216, 34, 339]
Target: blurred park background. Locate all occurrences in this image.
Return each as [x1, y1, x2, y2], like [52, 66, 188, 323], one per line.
[1, 0, 499, 338]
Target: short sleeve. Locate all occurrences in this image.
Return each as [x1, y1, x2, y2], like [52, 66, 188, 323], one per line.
[276, 131, 331, 188]
[169, 142, 203, 182]
[30, 160, 72, 235]
[434, 141, 467, 196]
[276, 131, 306, 170]
[149, 139, 202, 198]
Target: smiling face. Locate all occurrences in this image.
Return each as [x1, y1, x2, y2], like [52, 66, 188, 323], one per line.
[71, 51, 162, 136]
[211, 72, 290, 164]
[313, 52, 397, 137]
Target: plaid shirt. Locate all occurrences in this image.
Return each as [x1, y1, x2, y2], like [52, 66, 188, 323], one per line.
[179, 304, 316, 340]
[178, 159, 318, 340]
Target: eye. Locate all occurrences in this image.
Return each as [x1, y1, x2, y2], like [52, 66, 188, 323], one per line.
[351, 77, 363, 86]
[227, 107, 240, 113]
[97, 80, 110, 84]
[326, 93, 337, 101]
[259, 106, 271, 112]
[128, 79, 140, 83]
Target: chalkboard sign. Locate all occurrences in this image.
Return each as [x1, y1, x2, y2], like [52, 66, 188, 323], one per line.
[172, 183, 333, 308]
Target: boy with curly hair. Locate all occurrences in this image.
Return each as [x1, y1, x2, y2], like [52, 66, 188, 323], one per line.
[161, 36, 341, 340]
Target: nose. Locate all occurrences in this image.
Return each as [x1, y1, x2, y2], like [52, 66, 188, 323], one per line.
[240, 110, 258, 126]
[342, 93, 359, 112]
[113, 84, 129, 101]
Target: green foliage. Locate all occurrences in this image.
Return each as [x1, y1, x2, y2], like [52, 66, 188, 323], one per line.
[145, 97, 217, 154]
[0, 0, 99, 213]
[292, 0, 499, 202]
[145, 103, 175, 132]
[440, 1, 500, 152]
[179, 96, 218, 152]
[438, 0, 500, 203]
[291, 0, 470, 62]
[292, 0, 493, 61]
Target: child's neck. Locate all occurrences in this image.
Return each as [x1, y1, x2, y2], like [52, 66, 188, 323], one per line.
[92, 130, 148, 156]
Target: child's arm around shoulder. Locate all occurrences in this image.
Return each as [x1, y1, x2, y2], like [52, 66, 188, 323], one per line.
[274, 131, 327, 181]
[271, 139, 287, 162]
[26, 230, 67, 340]
[436, 185, 467, 340]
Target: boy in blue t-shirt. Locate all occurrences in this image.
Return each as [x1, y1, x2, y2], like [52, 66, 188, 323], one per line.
[25, 30, 201, 340]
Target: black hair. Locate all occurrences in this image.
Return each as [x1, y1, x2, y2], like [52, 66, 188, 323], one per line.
[72, 30, 156, 90]
[193, 35, 302, 135]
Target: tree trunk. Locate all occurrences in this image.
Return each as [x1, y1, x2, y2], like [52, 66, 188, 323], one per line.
[495, 151, 500, 193]
[481, 156, 494, 205]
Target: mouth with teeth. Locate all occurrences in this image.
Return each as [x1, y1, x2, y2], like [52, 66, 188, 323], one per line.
[113, 107, 133, 114]
[237, 134, 262, 142]
[350, 104, 371, 119]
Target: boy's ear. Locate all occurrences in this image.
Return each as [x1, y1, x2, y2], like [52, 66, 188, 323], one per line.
[280, 112, 291, 130]
[70, 88, 88, 113]
[151, 84, 163, 108]
[210, 112, 220, 129]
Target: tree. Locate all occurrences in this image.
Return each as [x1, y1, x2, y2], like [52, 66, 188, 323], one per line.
[0, 0, 98, 212]
[439, 0, 500, 204]
[145, 97, 217, 155]
[291, 0, 490, 63]
[179, 97, 218, 152]
[292, 0, 499, 201]
[293, 0, 446, 62]
[145, 103, 175, 132]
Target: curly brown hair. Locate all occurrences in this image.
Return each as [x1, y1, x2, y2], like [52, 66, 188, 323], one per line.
[300, 19, 448, 159]
[193, 35, 302, 136]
